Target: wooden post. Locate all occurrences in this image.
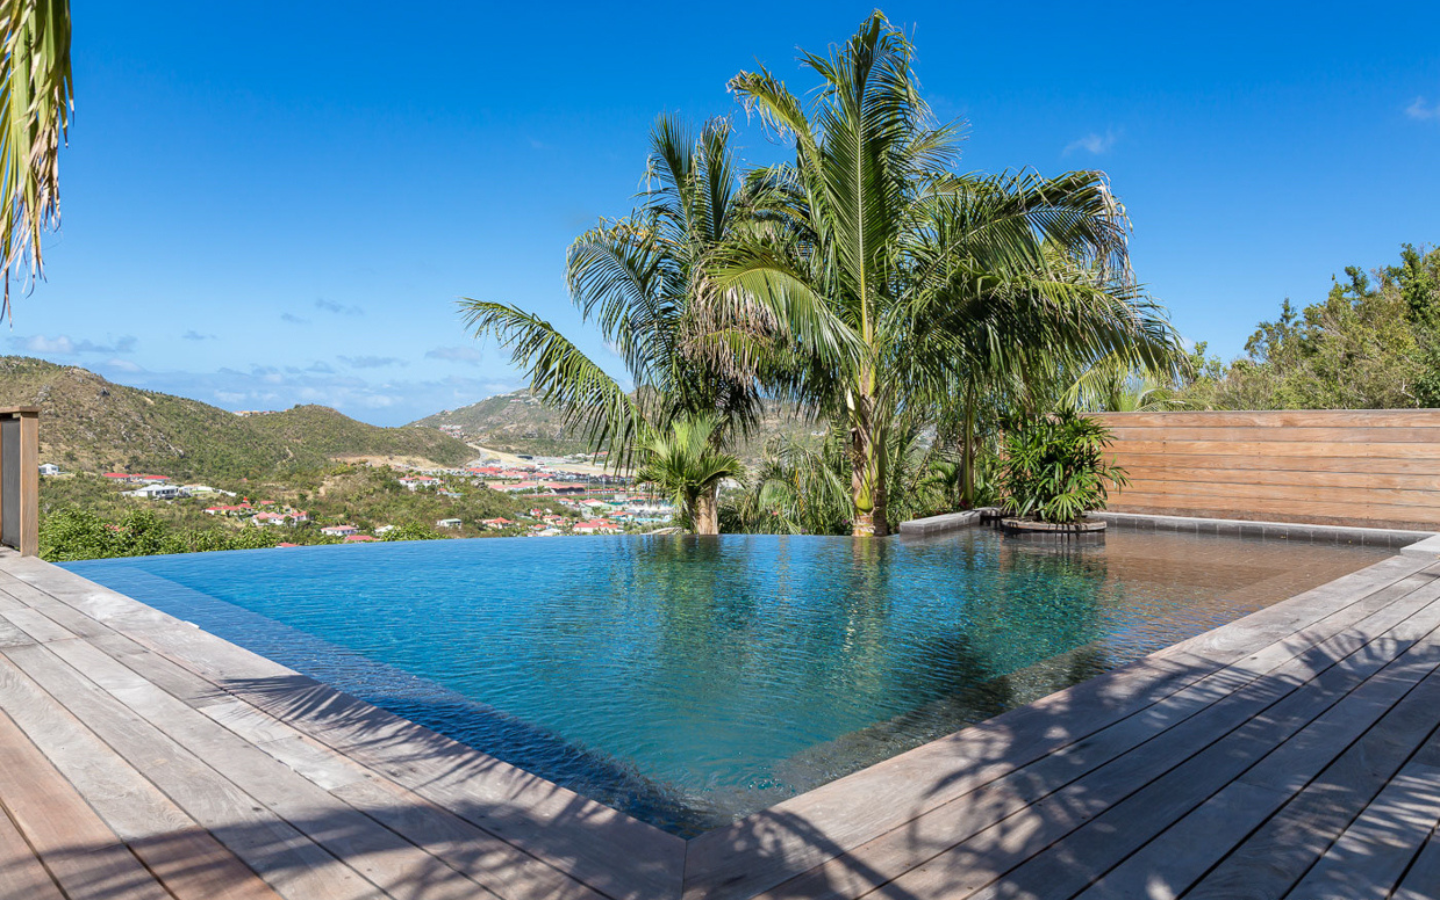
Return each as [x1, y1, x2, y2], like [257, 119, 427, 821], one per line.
[0, 407, 40, 556]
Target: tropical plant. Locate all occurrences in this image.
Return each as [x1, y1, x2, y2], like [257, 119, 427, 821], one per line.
[462, 116, 772, 532]
[999, 411, 1127, 525]
[1, 0, 71, 315]
[635, 415, 743, 534]
[719, 12, 1179, 536]
[722, 418, 954, 535]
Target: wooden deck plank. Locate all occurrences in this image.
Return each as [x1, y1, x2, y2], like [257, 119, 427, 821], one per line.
[0, 707, 172, 900]
[0, 798, 66, 900]
[0, 651, 197, 841]
[1181, 662, 1440, 899]
[2, 639, 382, 900]
[44, 638, 516, 900]
[1284, 760, 1440, 899]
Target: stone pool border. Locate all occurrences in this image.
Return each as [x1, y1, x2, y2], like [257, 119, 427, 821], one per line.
[5, 515, 1437, 899]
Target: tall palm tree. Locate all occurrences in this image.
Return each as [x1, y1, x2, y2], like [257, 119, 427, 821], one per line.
[719, 12, 1178, 535]
[461, 115, 768, 533]
[635, 415, 743, 534]
[1, 0, 71, 316]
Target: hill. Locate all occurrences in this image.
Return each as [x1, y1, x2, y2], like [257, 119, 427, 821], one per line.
[0, 357, 474, 479]
[412, 389, 591, 456]
[412, 388, 823, 461]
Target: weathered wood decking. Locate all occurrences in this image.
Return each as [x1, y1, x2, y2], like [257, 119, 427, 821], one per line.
[1, 546, 1439, 899]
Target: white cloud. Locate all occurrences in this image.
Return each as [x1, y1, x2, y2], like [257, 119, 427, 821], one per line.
[339, 355, 405, 369]
[12, 334, 137, 354]
[280, 312, 311, 325]
[425, 345, 483, 365]
[182, 330, 216, 341]
[104, 358, 144, 373]
[315, 298, 364, 316]
[1406, 97, 1440, 121]
[1064, 129, 1121, 156]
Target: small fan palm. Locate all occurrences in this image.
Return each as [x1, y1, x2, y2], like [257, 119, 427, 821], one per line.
[636, 416, 744, 534]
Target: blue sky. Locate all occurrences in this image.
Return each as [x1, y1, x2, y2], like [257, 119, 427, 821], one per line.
[12, 2, 1439, 425]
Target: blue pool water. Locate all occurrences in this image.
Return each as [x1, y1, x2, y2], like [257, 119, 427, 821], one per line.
[63, 528, 1390, 835]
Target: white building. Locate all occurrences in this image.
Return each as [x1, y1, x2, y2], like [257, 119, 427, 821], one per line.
[126, 484, 183, 500]
[436, 518, 463, 529]
[38, 463, 60, 476]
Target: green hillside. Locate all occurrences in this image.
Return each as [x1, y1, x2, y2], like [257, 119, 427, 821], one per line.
[412, 388, 823, 461]
[413, 389, 593, 455]
[0, 357, 473, 479]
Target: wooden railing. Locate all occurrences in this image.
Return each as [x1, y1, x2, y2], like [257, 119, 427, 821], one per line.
[0, 407, 39, 555]
[1092, 409, 1440, 532]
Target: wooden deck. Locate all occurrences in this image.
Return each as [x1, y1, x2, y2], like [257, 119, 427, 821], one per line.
[1, 546, 1439, 899]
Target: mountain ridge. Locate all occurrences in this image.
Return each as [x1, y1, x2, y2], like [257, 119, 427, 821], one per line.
[0, 357, 474, 479]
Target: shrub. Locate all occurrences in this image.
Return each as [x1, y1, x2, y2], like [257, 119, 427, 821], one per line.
[1000, 411, 1128, 525]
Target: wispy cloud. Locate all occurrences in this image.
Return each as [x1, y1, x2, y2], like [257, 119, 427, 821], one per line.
[280, 312, 311, 325]
[315, 298, 364, 316]
[425, 345, 483, 365]
[104, 358, 145, 373]
[182, 330, 216, 341]
[11, 334, 137, 354]
[1406, 97, 1440, 121]
[1064, 129, 1121, 156]
[339, 355, 405, 369]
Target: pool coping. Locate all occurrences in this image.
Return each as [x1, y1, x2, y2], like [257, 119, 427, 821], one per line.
[8, 513, 1436, 899]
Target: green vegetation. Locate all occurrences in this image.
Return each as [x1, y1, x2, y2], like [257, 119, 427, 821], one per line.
[41, 508, 284, 561]
[999, 411, 1127, 525]
[1, 0, 71, 313]
[635, 416, 743, 533]
[35, 465, 541, 562]
[1181, 245, 1440, 410]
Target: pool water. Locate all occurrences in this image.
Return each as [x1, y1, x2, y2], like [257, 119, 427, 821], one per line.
[63, 527, 1391, 835]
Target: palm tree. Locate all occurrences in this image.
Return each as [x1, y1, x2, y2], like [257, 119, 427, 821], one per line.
[635, 415, 743, 534]
[461, 115, 768, 534]
[1, 0, 71, 316]
[719, 12, 1179, 535]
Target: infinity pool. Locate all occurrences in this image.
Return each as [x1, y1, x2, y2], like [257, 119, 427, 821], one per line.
[63, 527, 1391, 835]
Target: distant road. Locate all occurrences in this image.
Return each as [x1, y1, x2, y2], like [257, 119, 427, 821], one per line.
[467, 444, 629, 477]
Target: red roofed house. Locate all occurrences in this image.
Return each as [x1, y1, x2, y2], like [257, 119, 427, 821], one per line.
[344, 534, 379, 543]
[573, 519, 621, 535]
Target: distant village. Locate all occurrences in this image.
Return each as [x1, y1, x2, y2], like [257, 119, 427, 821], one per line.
[38, 448, 677, 543]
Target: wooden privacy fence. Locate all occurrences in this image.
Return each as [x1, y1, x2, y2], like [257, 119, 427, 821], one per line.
[0, 407, 39, 555]
[1092, 409, 1440, 532]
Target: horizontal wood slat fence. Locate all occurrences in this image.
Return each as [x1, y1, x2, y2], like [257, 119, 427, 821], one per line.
[1092, 410, 1440, 532]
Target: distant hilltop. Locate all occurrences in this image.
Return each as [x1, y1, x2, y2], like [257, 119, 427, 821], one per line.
[412, 388, 822, 461]
[0, 356, 474, 480]
[411, 389, 595, 457]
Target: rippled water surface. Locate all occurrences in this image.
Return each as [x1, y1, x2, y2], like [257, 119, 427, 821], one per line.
[63, 528, 1391, 834]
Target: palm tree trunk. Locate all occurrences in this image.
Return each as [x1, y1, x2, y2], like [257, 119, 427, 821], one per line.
[849, 396, 889, 538]
[693, 485, 720, 535]
[961, 381, 976, 508]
